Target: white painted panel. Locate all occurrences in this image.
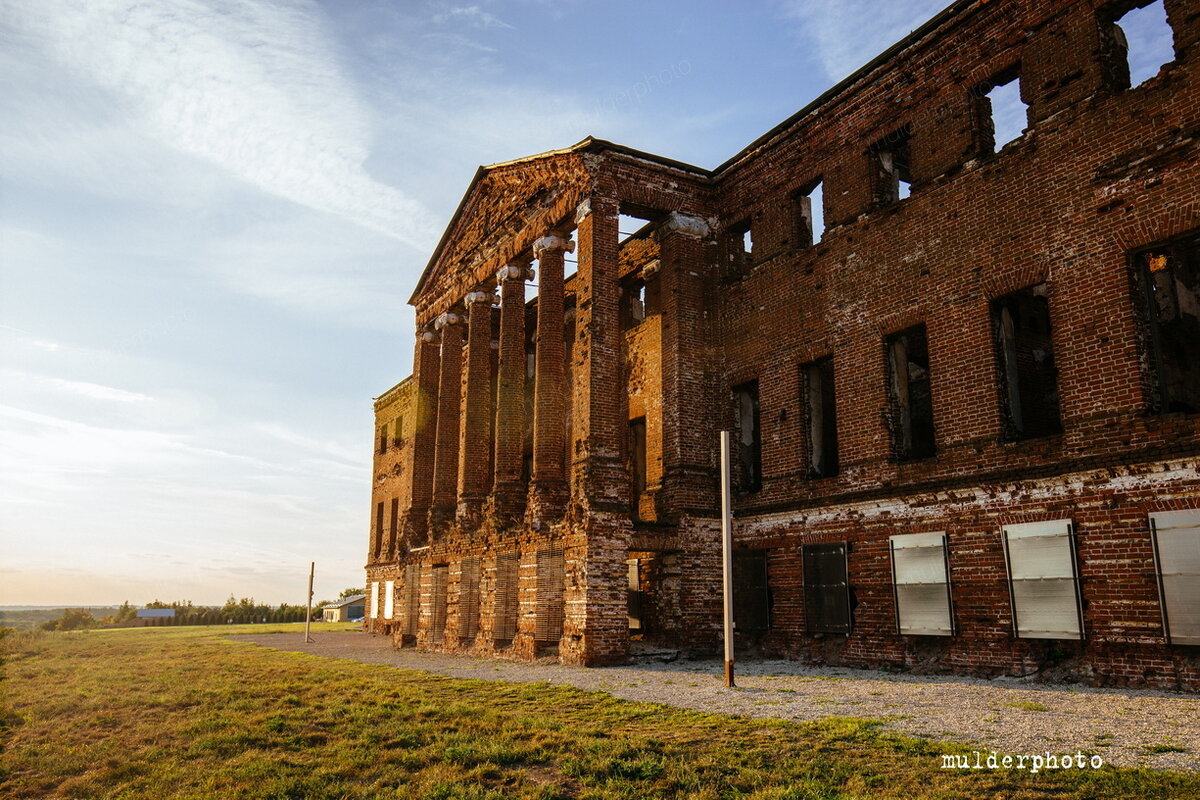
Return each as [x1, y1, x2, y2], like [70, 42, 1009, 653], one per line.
[383, 580, 395, 620]
[891, 532, 952, 636]
[369, 581, 379, 620]
[1152, 513, 1200, 644]
[1004, 520, 1080, 640]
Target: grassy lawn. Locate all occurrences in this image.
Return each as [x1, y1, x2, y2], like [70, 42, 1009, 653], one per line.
[2, 625, 1197, 799]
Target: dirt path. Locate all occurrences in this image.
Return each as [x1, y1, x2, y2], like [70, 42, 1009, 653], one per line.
[232, 631, 1199, 771]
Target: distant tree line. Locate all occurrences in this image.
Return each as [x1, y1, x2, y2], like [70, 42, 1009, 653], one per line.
[38, 597, 315, 631]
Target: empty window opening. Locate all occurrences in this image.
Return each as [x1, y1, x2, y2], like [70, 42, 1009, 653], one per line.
[803, 542, 852, 634]
[627, 559, 643, 631]
[493, 552, 520, 642]
[871, 128, 912, 205]
[388, 497, 400, 555]
[890, 532, 953, 636]
[886, 324, 936, 460]
[535, 545, 565, 643]
[430, 565, 449, 643]
[992, 284, 1062, 439]
[981, 70, 1028, 152]
[393, 416, 404, 445]
[729, 219, 753, 272]
[1149, 510, 1200, 645]
[621, 279, 646, 329]
[794, 180, 825, 246]
[1133, 232, 1200, 414]
[801, 357, 839, 478]
[628, 417, 647, 518]
[374, 501, 385, 558]
[1002, 520, 1083, 640]
[733, 380, 761, 492]
[734, 551, 771, 632]
[618, 214, 649, 244]
[459, 558, 481, 641]
[378, 426, 388, 454]
[1103, 1, 1175, 89]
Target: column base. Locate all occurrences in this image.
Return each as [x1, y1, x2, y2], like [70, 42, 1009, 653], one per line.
[455, 497, 485, 529]
[427, 505, 455, 539]
[526, 479, 568, 526]
[487, 483, 527, 525]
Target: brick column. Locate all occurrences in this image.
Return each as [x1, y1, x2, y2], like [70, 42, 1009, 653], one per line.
[457, 290, 497, 523]
[491, 265, 531, 521]
[429, 311, 464, 534]
[403, 328, 441, 545]
[528, 233, 573, 522]
[657, 212, 717, 518]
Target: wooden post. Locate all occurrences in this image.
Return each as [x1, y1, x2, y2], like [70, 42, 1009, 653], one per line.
[304, 561, 314, 643]
[720, 431, 735, 688]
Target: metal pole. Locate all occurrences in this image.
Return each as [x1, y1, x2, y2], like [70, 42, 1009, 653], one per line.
[304, 561, 314, 643]
[720, 430, 736, 688]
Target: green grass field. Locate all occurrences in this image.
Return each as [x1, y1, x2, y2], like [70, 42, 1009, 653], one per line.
[2, 624, 1197, 799]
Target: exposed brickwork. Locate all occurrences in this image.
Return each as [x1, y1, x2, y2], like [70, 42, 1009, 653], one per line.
[367, 0, 1200, 687]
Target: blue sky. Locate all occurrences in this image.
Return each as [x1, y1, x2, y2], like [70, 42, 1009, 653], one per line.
[0, 1, 1175, 606]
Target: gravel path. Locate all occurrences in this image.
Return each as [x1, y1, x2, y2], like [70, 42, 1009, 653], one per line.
[232, 631, 1199, 771]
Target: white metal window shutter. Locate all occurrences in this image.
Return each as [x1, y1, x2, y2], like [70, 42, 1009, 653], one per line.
[1003, 520, 1081, 640]
[1150, 510, 1200, 645]
[369, 581, 379, 620]
[383, 580, 394, 620]
[890, 532, 953, 636]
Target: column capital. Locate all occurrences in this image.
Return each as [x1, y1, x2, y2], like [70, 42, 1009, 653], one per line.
[420, 328, 440, 344]
[533, 233, 576, 258]
[496, 264, 534, 283]
[657, 211, 711, 240]
[465, 290, 497, 307]
[434, 311, 465, 330]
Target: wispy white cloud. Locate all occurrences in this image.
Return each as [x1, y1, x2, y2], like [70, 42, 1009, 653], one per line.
[3, 0, 440, 249]
[431, 5, 514, 30]
[775, 0, 950, 81]
[42, 377, 152, 404]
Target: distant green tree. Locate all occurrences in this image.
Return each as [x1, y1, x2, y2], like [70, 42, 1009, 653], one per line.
[101, 601, 138, 625]
[339, 587, 365, 600]
[40, 609, 98, 632]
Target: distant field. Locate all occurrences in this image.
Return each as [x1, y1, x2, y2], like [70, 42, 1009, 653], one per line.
[3, 624, 1197, 799]
[0, 607, 120, 631]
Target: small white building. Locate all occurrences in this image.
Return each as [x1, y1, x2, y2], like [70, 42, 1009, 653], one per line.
[322, 595, 365, 623]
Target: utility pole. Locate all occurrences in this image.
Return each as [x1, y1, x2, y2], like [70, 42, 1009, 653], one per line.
[304, 561, 314, 643]
[720, 430, 736, 688]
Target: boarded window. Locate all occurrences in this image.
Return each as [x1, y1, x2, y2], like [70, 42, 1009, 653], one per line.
[627, 559, 643, 631]
[871, 127, 912, 204]
[733, 380, 761, 492]
[388, 498, 400, 555]
[369, 581, 379, 620]
[803, 543, 851, 634]
[886, 324, 936, 460]
[1133, 233, 1200, 414]
[493, 551, 520, 641]
[403, 564, 421, 636]
[383, 579, 395, 620]
[890, 532, 953, 636]
[373, 501, 385, 558]
[535, 545, 565, 643]
[430, 565, 448, 643]
[629, 417, 646, 517]
[1002, 520, 1083, 640]
[793, 179, 825, 247]
[1150, 510, 1200, 645]
[459, 558, 481, 641]
[801, 357, 839, 478]
[992, 284, 1062, 440]
[734, 551, 771, 632]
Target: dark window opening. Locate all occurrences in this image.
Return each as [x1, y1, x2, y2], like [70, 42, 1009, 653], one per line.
[627, 559, 644, 631]
[733, 380, 761, 492]
[393, 416, 404, 446]
[886, 324, 936, 460]
[729, 219, 753, 272]
[1100, 1, 1176, 90]
[1134, 233, 1200, 414]
[621, 279, 646, 329]
[734, 551, 771, 632]
[803, 542, 851, 634]
[388, 497, 400, 555]
[801, 357, 839, 478]
[992, 284, 1062, 439]
[628, 417, 646, 518]
[976, 67, 1027, 153]
[794, 179, 825, 247]
[871, 127, 912, 205]
[378, 425, 388, 454]
[373, 501, 385, 558]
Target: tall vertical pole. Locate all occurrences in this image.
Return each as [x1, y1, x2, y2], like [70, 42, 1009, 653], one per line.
[304, 561, 314, 643]
[720, 430, 735, 688]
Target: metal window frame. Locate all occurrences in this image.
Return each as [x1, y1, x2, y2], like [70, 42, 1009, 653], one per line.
[1149, 510, 1200, 646]
[1001, 520, 1085, 641]
[888, 532, 956, 637]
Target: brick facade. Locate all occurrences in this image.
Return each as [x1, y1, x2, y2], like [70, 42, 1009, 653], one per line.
[368, 0, 1200, 689]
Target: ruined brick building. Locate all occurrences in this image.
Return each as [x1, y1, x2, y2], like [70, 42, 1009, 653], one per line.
[366, 0, 1200, 689]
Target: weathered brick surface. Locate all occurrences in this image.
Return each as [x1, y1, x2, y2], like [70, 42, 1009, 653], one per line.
[367, 0, 1200, 686]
